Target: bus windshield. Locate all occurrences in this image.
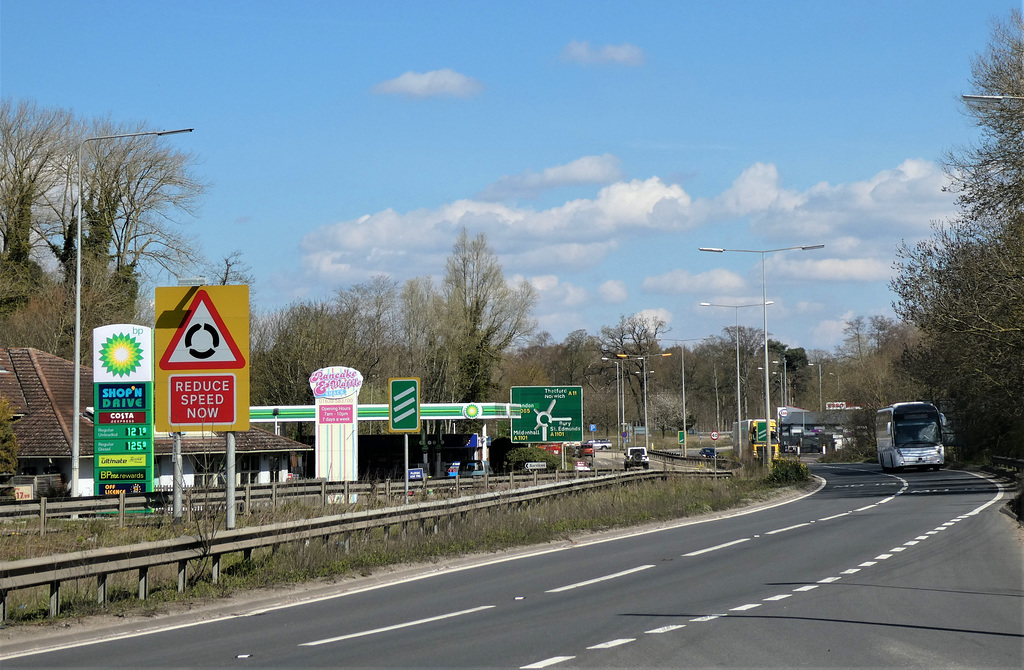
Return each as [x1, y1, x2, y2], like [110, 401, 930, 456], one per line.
[894, 418, 940, 445]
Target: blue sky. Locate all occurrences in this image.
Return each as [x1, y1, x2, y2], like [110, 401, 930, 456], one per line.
[2, 0, 1019, 353]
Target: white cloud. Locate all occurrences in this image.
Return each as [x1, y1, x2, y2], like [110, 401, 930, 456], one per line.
[371, 68, 483, 98]
[478, 154, 624, 201]
[598, 280, 628, 303]
[642, 268, 746, 294]
[636, 308, 673, 328]
[561, 40, 645, 66]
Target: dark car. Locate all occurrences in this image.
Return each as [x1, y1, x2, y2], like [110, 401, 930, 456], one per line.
[699, 447, 717, 459]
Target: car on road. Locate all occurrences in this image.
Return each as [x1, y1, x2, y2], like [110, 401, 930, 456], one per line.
[457, 460, 493, 477]
[445, 461, 461, 477]
[589, 439, 612, 450]
[623, 446, 650, 470]
[699, 447, 717, 459]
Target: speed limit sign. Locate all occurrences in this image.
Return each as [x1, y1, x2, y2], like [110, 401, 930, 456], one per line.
[710, 431, 719, 441]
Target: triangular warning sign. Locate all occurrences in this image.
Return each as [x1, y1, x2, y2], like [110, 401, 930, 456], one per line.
[159, 290, 246, 370]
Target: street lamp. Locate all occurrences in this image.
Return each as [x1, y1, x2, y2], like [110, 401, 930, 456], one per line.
[961, 94, 1024, 103]
[772, 359, 788, 408]
[72, 127, 193, 497]
[808, 362, 823, 412]
[660, 337, 706, 453]
[700, 301, 772, 439]
[617, 352, 671, 450]
[601, 356, 624, 449]
[699, 244, 824, 464]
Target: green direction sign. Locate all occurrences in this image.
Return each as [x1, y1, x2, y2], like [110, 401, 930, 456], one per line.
[388, 377, 420, 433]
[510, 386, 583, 443]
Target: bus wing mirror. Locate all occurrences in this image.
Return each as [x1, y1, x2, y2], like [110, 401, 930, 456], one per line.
[886, 421, 892, 436]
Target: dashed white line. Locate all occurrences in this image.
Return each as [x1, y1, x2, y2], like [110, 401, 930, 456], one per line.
[682, 538, 751, 556]
[690, 615, 724, 622]
[521, 656, 575, 669]
[646, 624, 686, 634]
[859, 561, 878, 567]
[730, 603, 761, 611]
[855, 504, 878, 512]
[793, 585, 819, 592]
[874, 554, 893, 560]
[818, 577, 841, 583]
[767, 522, 811, 535]
[587, 639, 635, 649]
[546, 565, 655, 593]
[841, 569, 861, 575]
[300, 605, 495, 646]
[764, 594, 792, 601]
[818, 512, 851, 521]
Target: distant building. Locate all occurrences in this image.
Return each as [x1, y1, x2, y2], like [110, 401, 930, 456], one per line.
[777, 406, 855, 452]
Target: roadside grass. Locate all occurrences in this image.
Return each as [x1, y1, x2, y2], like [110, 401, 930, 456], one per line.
[1, 471, 801, 625]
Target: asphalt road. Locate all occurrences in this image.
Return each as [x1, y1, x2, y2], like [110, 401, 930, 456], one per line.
[4, 464, 1021, 668]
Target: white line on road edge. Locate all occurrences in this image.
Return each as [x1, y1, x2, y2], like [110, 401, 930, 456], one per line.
[300, 605, 495, 646]
[546, 565, 655, 592]
[682, 537, 751, 556]
[521, 656, 576, 669]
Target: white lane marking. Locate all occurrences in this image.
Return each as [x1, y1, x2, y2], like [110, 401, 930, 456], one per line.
[521, 656, 575, 669]
[859, 561, 878, 567]
[767, 522, 811, 535]
[818, 512, 851, 521]
[890, 547, 906, 552]
[730, 603, 761, 611]
[855, 504, 877, 512]
[841, 569, 861, 575]
[764, 594, 792, 601]
[904, 540, 920, 546]
[925, 531, 939, 535]
[793, 585, 819, 592]
[546, 565, 655, 593]
[683, 538, 751, 556]
[818, 577, 841, 583]
[941, 522, 956, 526]
[690, 615, 724, 622]
[646, 624, 686, 634]
[587, 639, 635, 649]
[300, 605, 495, 646]
[874, 554, 893, 560]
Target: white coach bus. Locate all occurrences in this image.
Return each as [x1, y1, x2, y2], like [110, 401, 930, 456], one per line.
[876, 402, 945, 472]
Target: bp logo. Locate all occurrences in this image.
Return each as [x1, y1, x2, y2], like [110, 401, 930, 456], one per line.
[93, 324, 152, 383]
[98, 333, 145, 378]
[462, 403, 482, 419]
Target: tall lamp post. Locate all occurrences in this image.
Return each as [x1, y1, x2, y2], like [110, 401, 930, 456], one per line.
[72, 128, 193, 497]
[660, 337, 706, 453]
[601, 356, 624, 449]
[699, 244, 824, 464]
[616, 352, 672, 450]
[700, 301, 771, 441]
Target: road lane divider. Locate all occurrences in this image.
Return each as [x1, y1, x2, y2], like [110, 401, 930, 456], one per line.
[546, 565, 655, 593]
[300, 605, 495, 646]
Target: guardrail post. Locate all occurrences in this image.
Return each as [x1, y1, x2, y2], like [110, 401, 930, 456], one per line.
[271, 481, 278, 510]
[343, 481, 350, 505]
[49, 580, 60, 617]
[186, 487, 193, 523]
[119, 491, 126, 528]
[138, 566, 149, 600]
[1, 589, 7, 623]
[383, 524, 390, 542]
[97, 573, 107, 605]
[343, 532, 351, 554]
[39, 496, 46, 536]
[178, 560, 187, 593]
[245, 484, 251, 515]
[212, 554, 221, 584]
[321, 480, 327, 509]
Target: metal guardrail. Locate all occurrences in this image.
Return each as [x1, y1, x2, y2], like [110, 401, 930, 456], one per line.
[0, 470, 610, 526]
[991, 456, 1024, 472]
[0, 470, 677, 622]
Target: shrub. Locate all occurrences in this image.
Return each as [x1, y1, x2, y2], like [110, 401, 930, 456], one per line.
[767, 458, 809, 485]
[504, 446, 561, 472]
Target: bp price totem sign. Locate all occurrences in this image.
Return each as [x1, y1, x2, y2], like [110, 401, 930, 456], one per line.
[510, 386, 583, 443]
[154, 286, 250, 432]
[92, 324, 155, 496]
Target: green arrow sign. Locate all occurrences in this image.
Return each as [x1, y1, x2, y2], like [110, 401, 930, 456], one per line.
[388, 377, 420, 432]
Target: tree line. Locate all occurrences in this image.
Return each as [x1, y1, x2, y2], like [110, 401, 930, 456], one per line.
[3, 10, 1021, 461]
